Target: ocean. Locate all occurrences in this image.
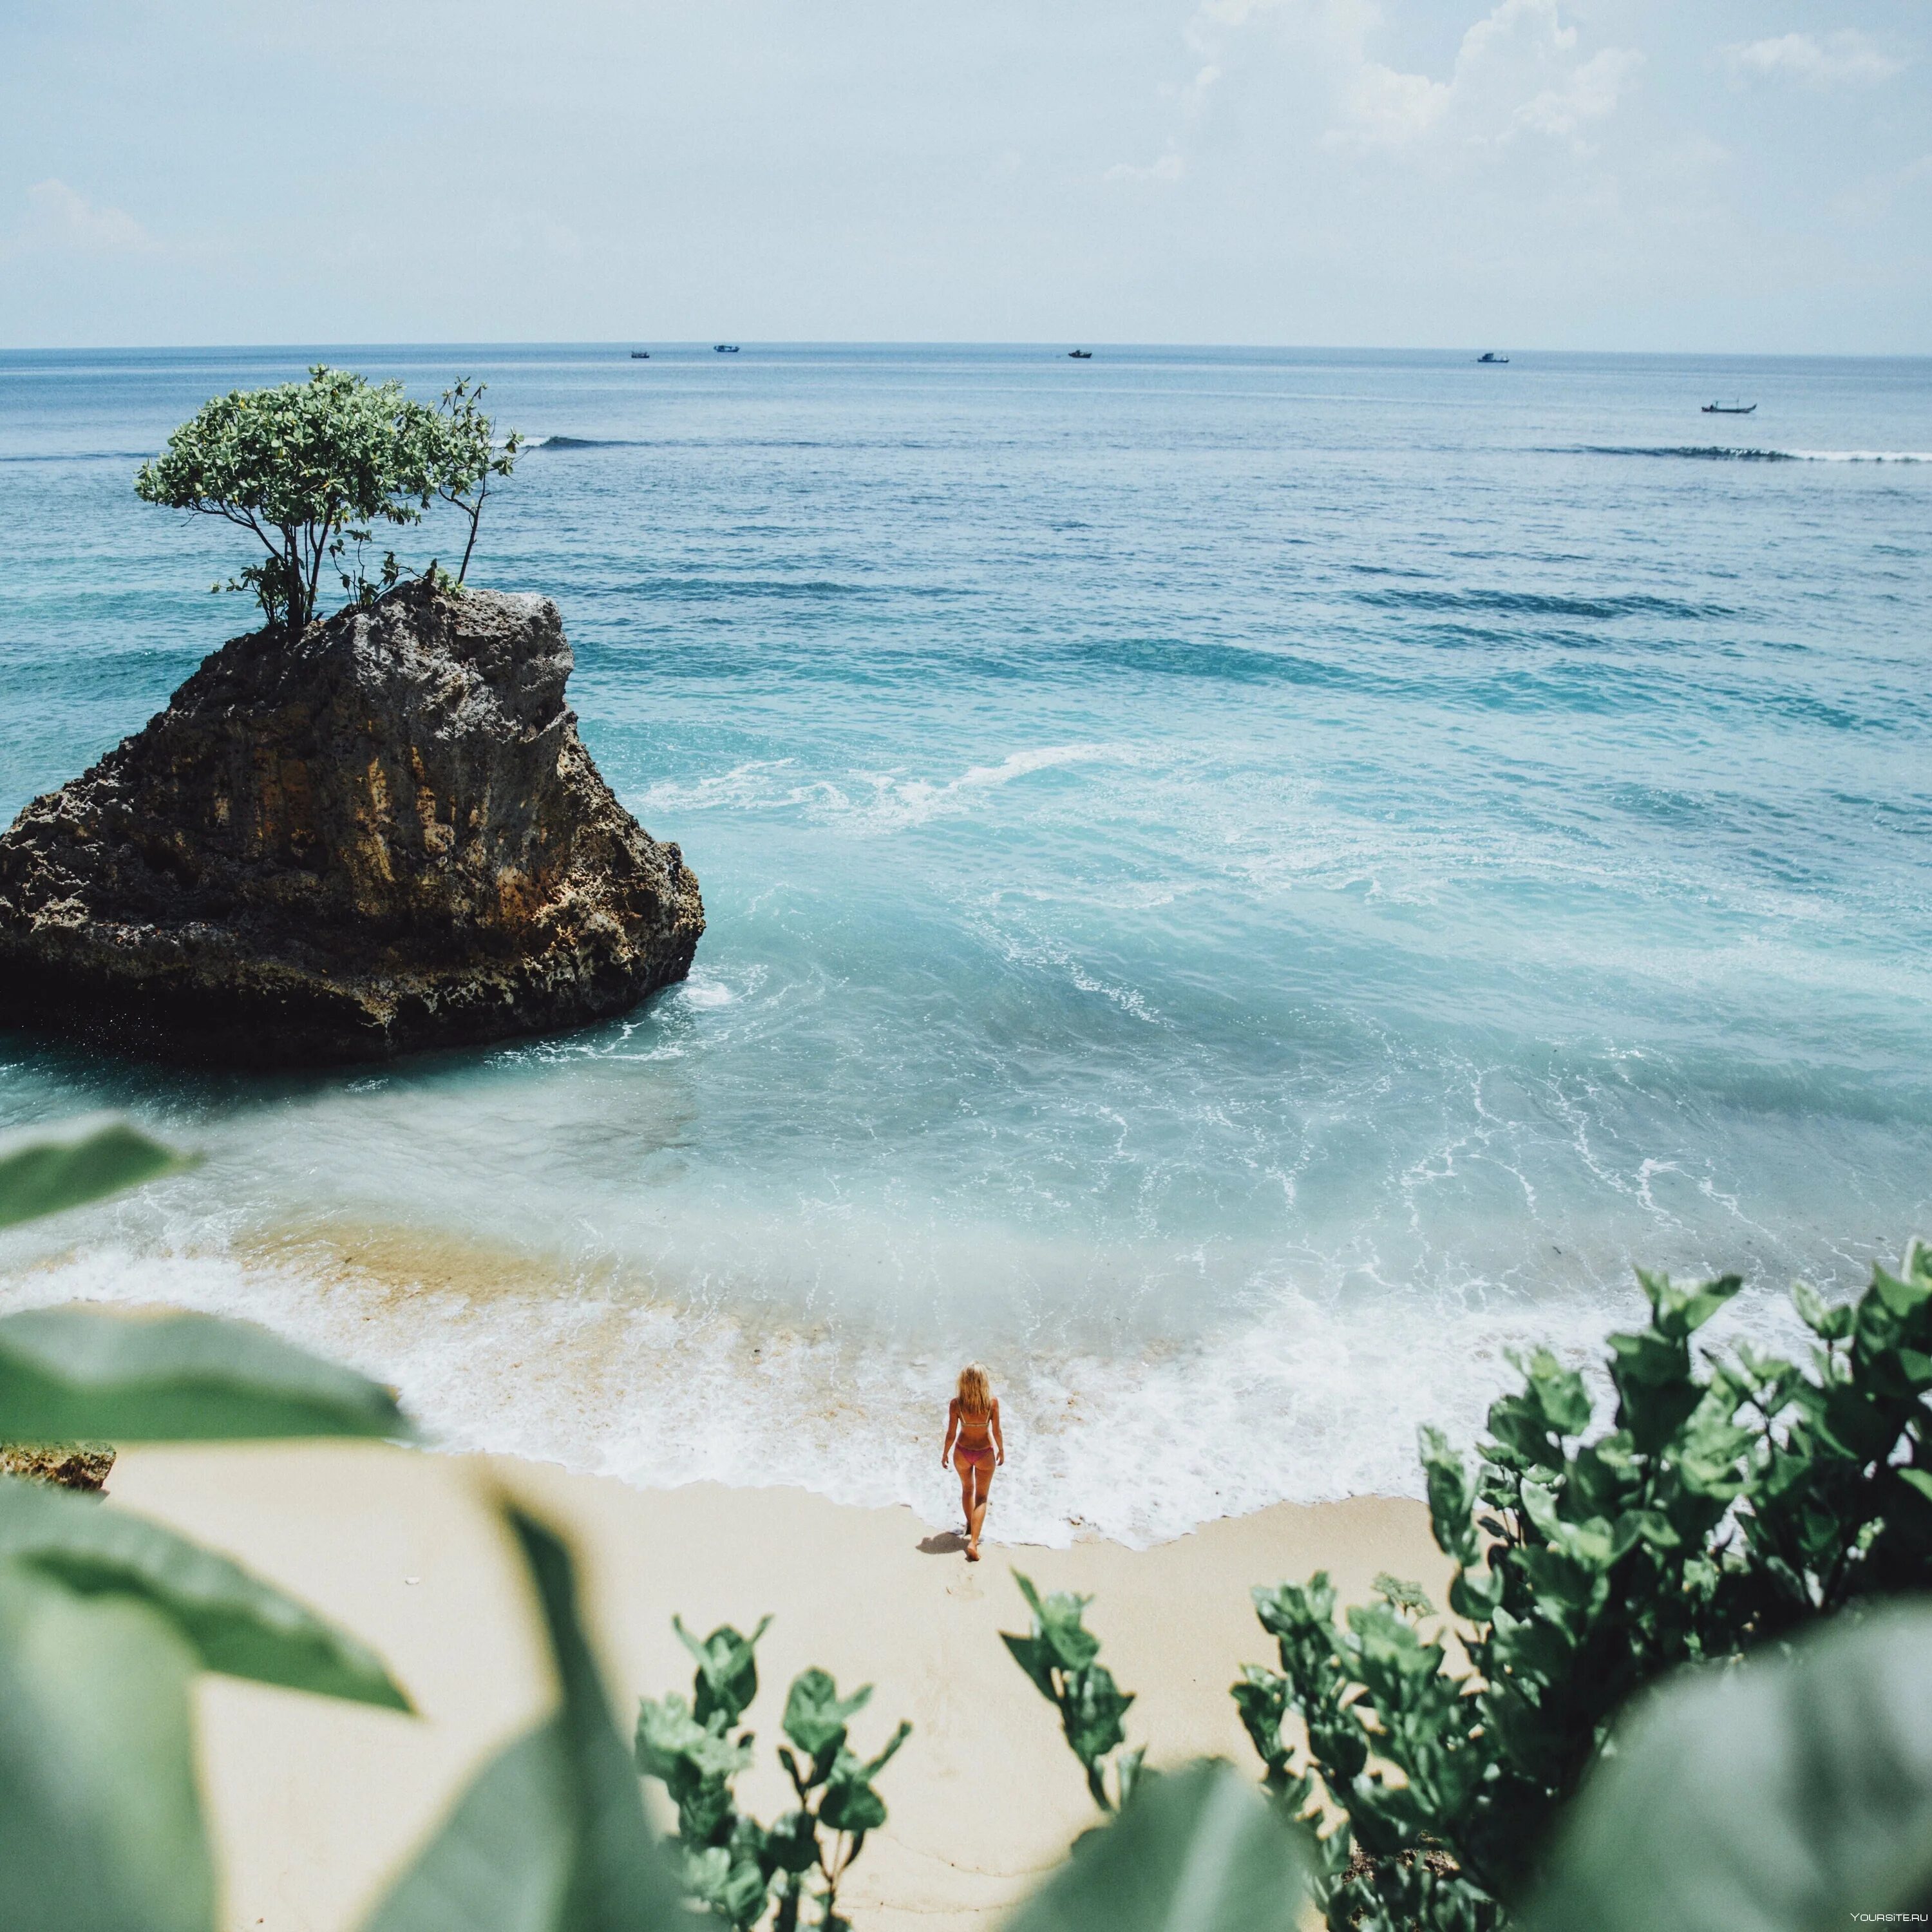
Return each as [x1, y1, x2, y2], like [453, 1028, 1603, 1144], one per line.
[2, 343, 1929, 1546]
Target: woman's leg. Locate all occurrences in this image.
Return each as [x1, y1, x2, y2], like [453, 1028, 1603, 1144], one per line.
[958, 1463, 976, 1540]
[967, 1461, 994, 1557]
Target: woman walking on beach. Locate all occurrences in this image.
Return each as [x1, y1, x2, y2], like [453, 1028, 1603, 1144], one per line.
[943, 1363, 1003, 1562]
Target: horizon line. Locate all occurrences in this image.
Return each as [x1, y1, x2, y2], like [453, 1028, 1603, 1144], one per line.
[3, 339, 1928, 362]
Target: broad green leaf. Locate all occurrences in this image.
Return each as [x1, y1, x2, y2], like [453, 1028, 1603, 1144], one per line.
[0, 1558, 213, 1932]
[359, 1723, 576, 1931]
[1003, 1759, 1306, 1932]
[363, 1506, 681, 1932]
[0, 1305, 410, 1442]
[674, 1613, 771, 1730]
[1525, 1606, 1932, 1932]
[0, 1474, 408, 1710]
[782, 1665, 874, 1765]
[0, 1119, 191, 1229]
[1013, 1571, 1103, 1674]
[1062, 1662, 1134, 1769]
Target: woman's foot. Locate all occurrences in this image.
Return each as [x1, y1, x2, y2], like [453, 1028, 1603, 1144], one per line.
[966, 1542, 981, 1562]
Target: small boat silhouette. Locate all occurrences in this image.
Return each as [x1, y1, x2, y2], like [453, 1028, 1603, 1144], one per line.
[1068, 349, 1092, 359]
[629, 350, 650, 359]
[714, 344, 740, 354]
[1701, 400, 1756, 414]
[1477, 352, 1509, 365]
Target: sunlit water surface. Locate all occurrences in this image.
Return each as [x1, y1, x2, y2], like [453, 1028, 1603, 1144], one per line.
[2, 345, 1929, 1543]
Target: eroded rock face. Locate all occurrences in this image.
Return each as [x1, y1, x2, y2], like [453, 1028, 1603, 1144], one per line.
[0, 582, 703, 1065]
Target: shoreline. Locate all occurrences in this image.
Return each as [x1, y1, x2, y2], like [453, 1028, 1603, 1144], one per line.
[2, 1215, 1812, 1552]
[108, 1440, 1449, 1930]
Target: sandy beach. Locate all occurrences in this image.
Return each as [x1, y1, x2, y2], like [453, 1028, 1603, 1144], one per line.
[107, 1443, 1447, 1931]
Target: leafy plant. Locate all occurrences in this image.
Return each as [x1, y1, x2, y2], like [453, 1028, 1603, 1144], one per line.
[435, 377, 524, 584]
[0, 1117, 191, 1230]
[636, 1615, 910, 1930]
[0, 1117, 420, 1932]
[1526, 1604, 1932, 1932]
[1239, 1244, 1932, 1931]
[1002, 1571, 1145, 1815]
[361, 1507, 683, 1932]
[1003, 1759, 1307, 1932]
[135, 365, 517, 636]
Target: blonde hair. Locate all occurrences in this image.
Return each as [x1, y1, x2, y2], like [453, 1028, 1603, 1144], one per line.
[956, 1363, 992, 1418]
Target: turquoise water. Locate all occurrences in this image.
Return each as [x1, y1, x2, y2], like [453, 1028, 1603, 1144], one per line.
[3, 345, 1929, 1542]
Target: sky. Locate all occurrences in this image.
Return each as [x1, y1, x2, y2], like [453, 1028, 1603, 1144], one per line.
[1, 0, 1927, 352]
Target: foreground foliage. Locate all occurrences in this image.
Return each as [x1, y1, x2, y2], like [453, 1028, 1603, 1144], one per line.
[1003, 1571, 1144, 1814]
[135, 365, 520, 636]
[636, 1618, 909, 1929]
[1238, 1245, 1932, 1929]
[4, 1113, 1930, 1931]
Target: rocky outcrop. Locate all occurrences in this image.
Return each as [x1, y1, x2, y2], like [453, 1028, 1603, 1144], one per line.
[0, 582, 703, 1065]
[0, 1445, 115, 1492]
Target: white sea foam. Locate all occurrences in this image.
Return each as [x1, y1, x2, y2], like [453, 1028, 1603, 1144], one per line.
[0, 1228, 1819, 1549]
[635, 745, 1126, 836]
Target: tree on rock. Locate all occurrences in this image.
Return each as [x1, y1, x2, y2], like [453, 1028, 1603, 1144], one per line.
[135, 365, 518, 639]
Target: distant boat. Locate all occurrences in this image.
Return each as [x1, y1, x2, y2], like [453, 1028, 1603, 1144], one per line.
[1068, 349, 1092, 359]
[629, 350, 650, 360]
[1476, 352, 1509, 365]
[1701, 400, 1756, 414]
[714, 344, 740, 354]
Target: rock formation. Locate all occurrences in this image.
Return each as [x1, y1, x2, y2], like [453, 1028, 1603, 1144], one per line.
[0, 582, 703, 1065]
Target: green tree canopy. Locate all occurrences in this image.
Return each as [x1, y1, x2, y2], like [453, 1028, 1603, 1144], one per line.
[135, 366, 516, 638]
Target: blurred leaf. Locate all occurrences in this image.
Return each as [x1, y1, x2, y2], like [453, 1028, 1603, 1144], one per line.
[0, 1119, 190, 1229]
[782, 1666, 873, 1766]
[0, 1558, 213, 1932]
[363, 1506, 681, 1931]
[1525, 1606, 1932, 1932]
[1004, 1759, 1305, 1932]
[674, 1613, 771, 1730]
[0, 1474, 409, 1710]
[0, 1305, 410, 1442]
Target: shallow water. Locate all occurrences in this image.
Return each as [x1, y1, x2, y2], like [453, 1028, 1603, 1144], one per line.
[3, 344, 1929, 1544]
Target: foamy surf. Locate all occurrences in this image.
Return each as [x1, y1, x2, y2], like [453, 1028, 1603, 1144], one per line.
[0, 1220, 1820, 1549]
[1575, 444, 1932, 463]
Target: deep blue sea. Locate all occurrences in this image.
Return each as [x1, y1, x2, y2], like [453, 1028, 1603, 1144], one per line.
[2, 344, 1929, 1543]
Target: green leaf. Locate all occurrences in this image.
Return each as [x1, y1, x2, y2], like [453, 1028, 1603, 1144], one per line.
[1419, 1426, 1481, 1566]
[1003, 1759, 1307, 1932]
[0, 1305, 410, 1442]
[1063, 1662, 1135, 1770]
[1792, 1278, 1855, 1344]
[781, 1667, 874, 1765]
[674, 1613, 772, 1730]
[0, 1475, 408, 1709]
[0, 1558, 213, 1932]
[1013, 1571, 1104, 1674]
[361, 1507, 682, 1932]
[1524, 1605, 1932, 1932]
[0, 1119, 191, 1229]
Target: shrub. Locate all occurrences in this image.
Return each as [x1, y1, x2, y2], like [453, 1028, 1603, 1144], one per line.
[1240, 1246, 1932, 1930]
[134, 365, 518, 637]
[636, 1616, 909, 1931]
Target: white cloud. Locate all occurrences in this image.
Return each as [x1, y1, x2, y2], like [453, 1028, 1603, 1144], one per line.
[1318, 0, 1642, 151]
[1724, 31, 1903, 88]
[9, 179, 155, 256]
[1182, 0, 1640, 154]
[1106, 145, 1188, 184]
[1180, 62, 1223, 118]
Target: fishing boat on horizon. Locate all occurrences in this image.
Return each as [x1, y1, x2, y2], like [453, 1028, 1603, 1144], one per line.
[1477, 351, 1509, 364]
[714, 343, 740, 354]
[1701, 399, 1756, 414]
[629, 350, 650, 359]
[1068, 348, 1092, 359]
